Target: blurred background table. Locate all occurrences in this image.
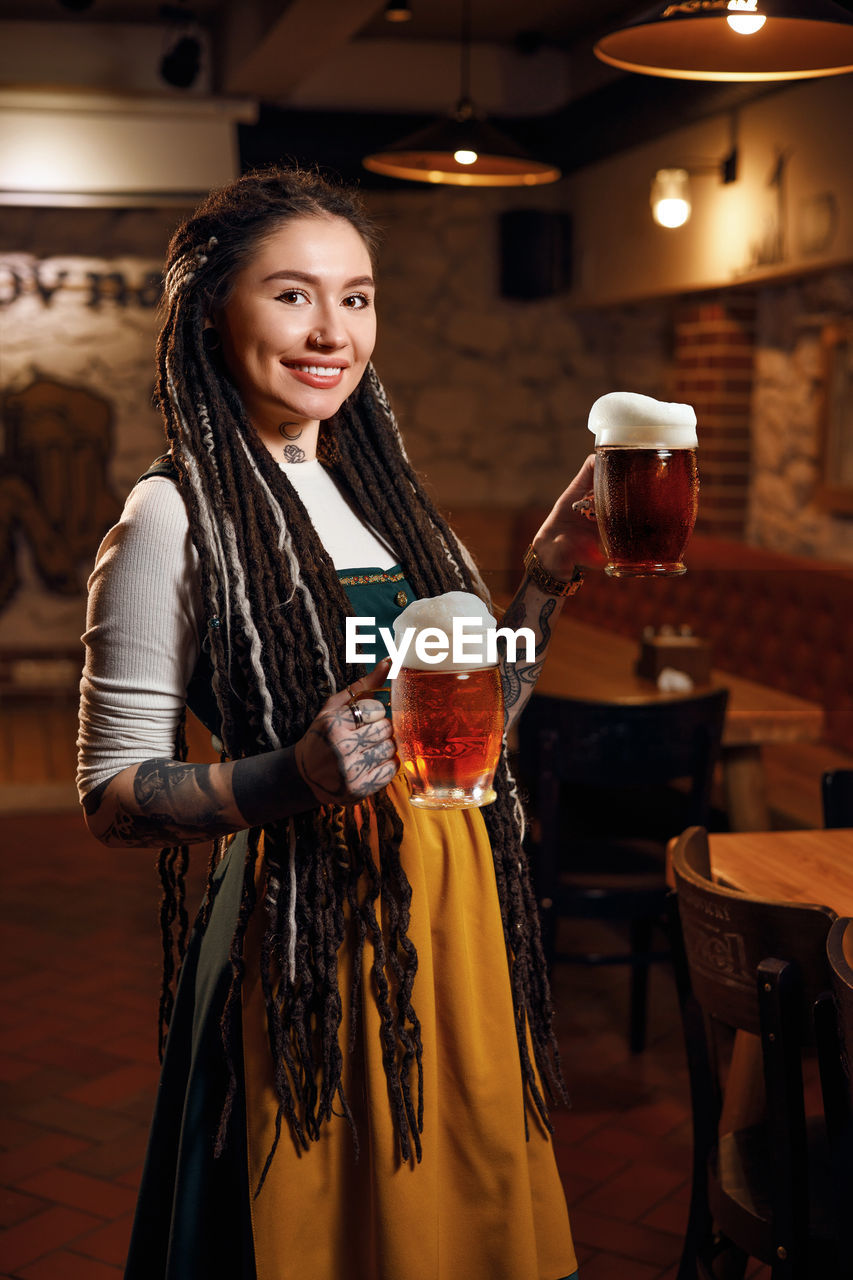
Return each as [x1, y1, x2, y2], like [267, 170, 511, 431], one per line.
[503, 607, 825, 832]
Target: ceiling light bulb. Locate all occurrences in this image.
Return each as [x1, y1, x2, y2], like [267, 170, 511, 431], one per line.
[726, 1, 766, 35]
[453, 149, 478, 165]
[727, 13, 767, 34]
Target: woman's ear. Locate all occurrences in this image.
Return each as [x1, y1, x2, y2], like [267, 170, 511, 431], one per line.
[202, 326, 222, 354]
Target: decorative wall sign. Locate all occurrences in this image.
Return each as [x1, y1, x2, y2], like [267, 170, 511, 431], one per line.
[1, 378, 122, 611]
[0, 253, 166, 657]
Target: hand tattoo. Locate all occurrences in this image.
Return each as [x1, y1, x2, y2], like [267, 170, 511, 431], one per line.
[299, 710, 396, 803]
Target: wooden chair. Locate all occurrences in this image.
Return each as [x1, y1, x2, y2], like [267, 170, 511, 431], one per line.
[670, 826, 841, 1279]
[819, 917, 853, 1277]
[822, 770, 853, 828]
[517, 687, 727, 1053]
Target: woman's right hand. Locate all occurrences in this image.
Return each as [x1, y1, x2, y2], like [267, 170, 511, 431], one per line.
[295, 658, 398, 805]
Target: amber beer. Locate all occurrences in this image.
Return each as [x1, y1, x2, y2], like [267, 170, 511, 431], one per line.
[391, 665, 504, 808]
[594, 445, 699, 577]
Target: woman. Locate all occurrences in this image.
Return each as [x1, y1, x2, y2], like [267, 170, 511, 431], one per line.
[77, 166, 598, 1280]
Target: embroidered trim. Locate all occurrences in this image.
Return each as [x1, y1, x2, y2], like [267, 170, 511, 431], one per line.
[337, 570, 406, 586]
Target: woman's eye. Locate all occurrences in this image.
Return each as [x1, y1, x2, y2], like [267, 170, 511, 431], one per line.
[276, 289, 308, 304]
[342, 292, 371, 309]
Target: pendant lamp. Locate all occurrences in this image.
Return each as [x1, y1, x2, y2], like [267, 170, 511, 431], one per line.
[594, 0, 853, 82]
[363, 0, 560, 187]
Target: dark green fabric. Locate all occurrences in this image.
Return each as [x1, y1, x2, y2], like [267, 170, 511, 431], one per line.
[125, 832, 255, 1280]
[137, 452, 179, 484]
[338, 564, 417, 713]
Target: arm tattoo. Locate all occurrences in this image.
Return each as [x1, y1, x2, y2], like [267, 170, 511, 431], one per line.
[100, 758, 238, 848]
[499, 586, 558, 726]
[91, 747, 319, 848]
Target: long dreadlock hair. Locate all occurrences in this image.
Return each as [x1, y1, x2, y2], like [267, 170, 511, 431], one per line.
[154, 165, 565, 1178]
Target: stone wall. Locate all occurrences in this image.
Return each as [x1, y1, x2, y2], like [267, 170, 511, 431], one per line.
[748, 267, 853, 561]
[366, 187, 673, 511]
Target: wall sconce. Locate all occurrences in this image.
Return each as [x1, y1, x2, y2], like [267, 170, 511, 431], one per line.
[651, 168, 691, 228]
[651, 146, 738, 228]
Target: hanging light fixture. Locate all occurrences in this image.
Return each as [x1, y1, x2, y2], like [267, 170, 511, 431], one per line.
[363, 0, 560, 187]
[594, 0, 853, 82]
[384, 0, 413, 21]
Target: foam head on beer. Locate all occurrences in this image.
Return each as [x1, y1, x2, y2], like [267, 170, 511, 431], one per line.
[588, 392, 698, 449]
[391, 591, 498, 674]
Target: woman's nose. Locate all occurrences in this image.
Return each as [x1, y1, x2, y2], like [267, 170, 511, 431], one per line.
[309, 308, 346, 349]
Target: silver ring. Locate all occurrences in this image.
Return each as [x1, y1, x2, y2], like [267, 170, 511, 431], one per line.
[349, 700, 364, 728]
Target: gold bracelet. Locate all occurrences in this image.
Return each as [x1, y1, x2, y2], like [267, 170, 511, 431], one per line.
[523, 544, 584, 597]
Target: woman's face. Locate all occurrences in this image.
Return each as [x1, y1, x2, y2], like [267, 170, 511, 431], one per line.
[214, 215, 377, 443]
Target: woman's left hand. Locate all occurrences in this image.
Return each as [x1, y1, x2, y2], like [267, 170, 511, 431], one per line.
[531, 453, 604, 579]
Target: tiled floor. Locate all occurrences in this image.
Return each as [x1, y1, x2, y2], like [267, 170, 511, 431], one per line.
[0, 810, 773, 1280]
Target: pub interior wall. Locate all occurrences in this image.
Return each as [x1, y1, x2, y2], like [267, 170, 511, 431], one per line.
[4, 69, 853, 657]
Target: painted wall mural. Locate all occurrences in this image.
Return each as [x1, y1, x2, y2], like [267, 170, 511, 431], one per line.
[0, 254, 166, 657]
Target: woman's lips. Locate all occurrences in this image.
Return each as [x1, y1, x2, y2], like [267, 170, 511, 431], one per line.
[283, 362, 347, 389]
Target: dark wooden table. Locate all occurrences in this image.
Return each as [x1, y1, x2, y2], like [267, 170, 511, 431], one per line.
[500, 606, 825, 832]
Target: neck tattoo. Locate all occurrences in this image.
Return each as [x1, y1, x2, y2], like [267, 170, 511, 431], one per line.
[283, 443, 306, 464]
[279, 422, 303, 441]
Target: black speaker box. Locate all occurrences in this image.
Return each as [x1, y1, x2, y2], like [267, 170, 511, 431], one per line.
[499, 209, 573, 300]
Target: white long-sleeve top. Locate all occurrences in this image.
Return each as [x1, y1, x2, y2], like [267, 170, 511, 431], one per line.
[76, 461, 396, 799]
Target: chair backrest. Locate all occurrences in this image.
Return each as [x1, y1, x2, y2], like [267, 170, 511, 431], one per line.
[518, 687, 728, 830]
[827, 917, 853, 1105]
[823, 770, 853, 828]
[824, 917, 853, 1272]
[671, 827, 836, 1040]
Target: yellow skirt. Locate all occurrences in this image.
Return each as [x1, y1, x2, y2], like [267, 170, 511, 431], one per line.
[241, 773, 577, 1280]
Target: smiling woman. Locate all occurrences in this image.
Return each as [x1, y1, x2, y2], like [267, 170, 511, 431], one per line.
[210, 218, 377, 455]
[76, 165, 590, 1280]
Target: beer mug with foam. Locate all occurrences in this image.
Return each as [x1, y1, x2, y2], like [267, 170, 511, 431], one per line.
[389, 593, 504, 809]
[589, 392, 699, 578]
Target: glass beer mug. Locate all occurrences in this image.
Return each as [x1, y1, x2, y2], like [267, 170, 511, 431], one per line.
[392, 664, 504, 809]
[588, 392, 699, 578]
[389, 593, 505, 809]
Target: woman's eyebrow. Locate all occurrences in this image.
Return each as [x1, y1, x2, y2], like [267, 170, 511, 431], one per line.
[262, 269, 375, 288]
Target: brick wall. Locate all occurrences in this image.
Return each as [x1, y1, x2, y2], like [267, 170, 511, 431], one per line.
[673, 293, 756, 539]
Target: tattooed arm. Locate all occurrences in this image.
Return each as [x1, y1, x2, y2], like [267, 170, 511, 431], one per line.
[498, 583, 563, 732]
[499, 453, 602, 732]
[82, 659, 397, 849]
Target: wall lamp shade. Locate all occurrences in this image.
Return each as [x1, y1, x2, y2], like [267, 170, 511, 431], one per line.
[363, 108, 561, 187]
[594, 0, 853, 82]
